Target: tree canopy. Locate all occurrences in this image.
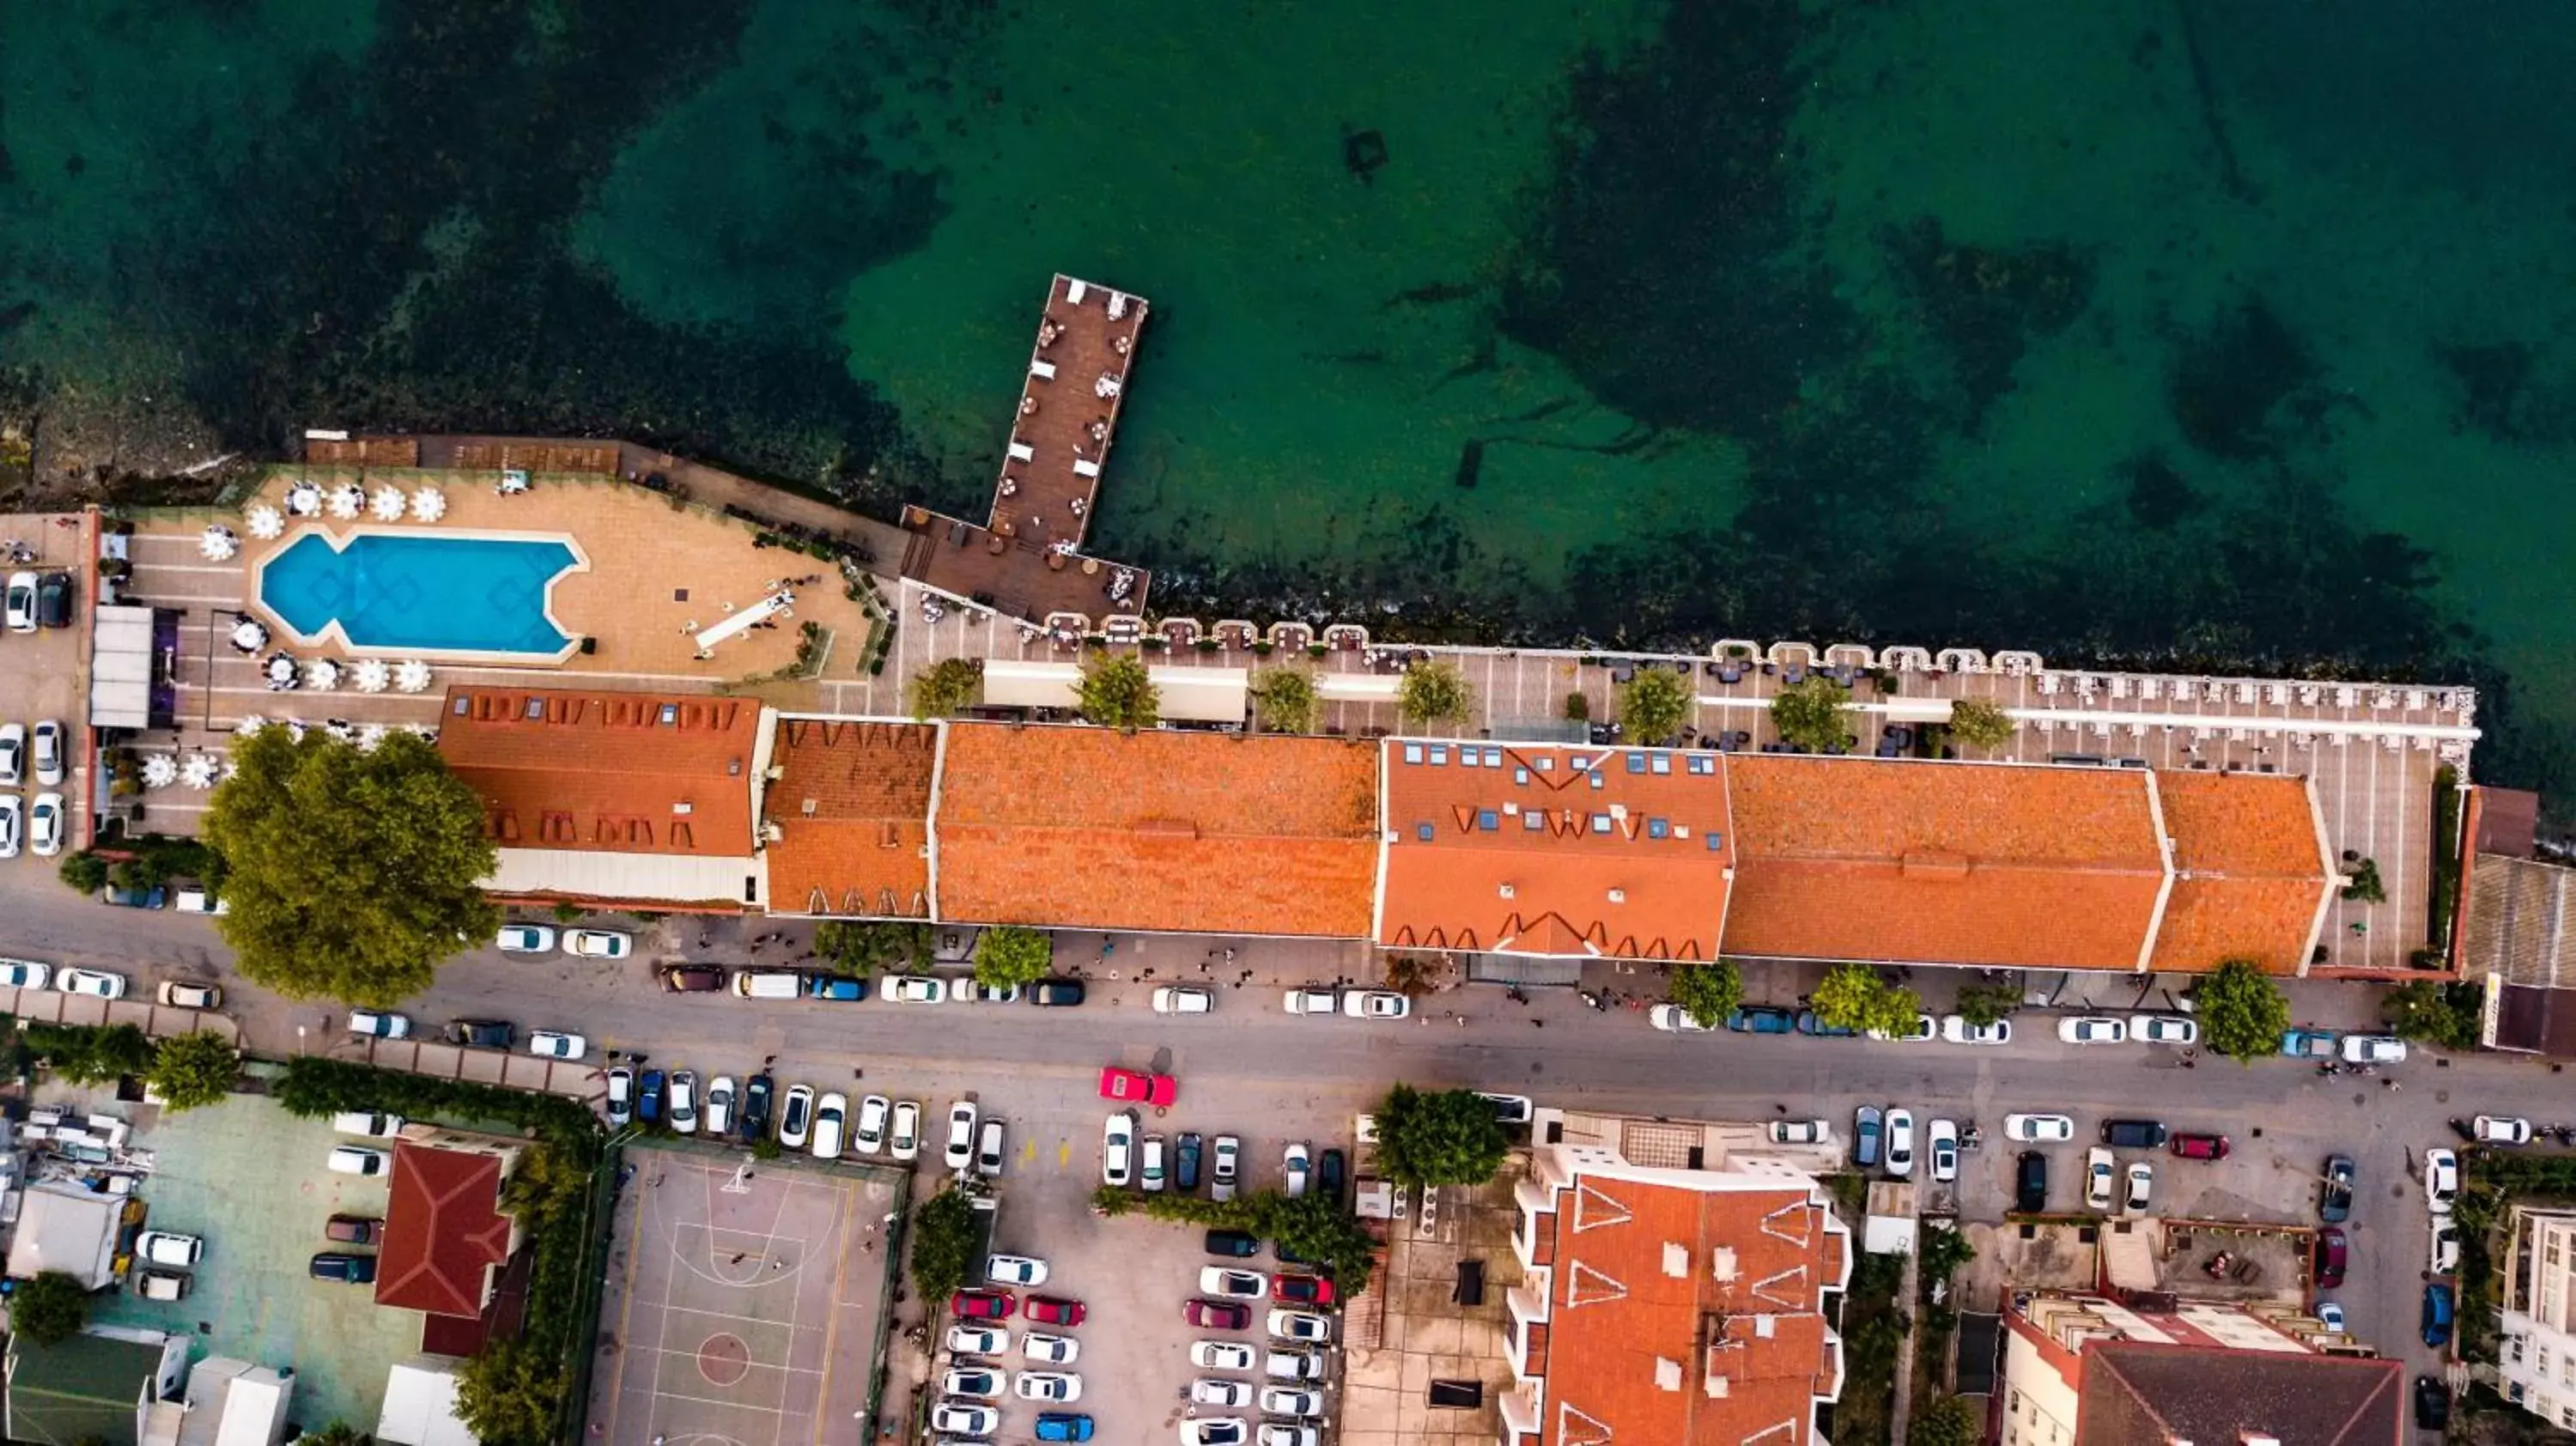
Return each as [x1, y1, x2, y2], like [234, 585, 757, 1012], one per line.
[2196, 959, 2291, 1060]
[1091, 1187, 1382, 1294]
[1078, 653, 1160, 729]
[1947, 696, 2016, 750]
[1953, 982, 2023, 1028]
[1770, 677, 1853, 751]
[1810, 962, 1923, 1036]
[146, 1030, 240, 1112]
[814, 920, 932, 976]
[1252, 668, 1320, 734]
[1616, 667, 1693, 744]
[1374, 1084, 1509, 1188]
[453, 1339, 566, 1446]
[1396, 662, 1474, 727]
[1911, 1395, 1983, 1446]
[1667, 962, 1742, 1029]
[909, 1186, 982, 1304]
[2381, 978, 2482, 1051]
[204, 730, 497, 1006]
[973, 926, 1054, 989]
[907, 657, 982, 720]
[9, 1271, 89, 1346]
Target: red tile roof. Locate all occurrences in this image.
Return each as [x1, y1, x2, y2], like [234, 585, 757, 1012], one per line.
[762, 719, 938, 917]
[437, 687, 762, 856]
[932, 722, 1379, 936]
[1723, 755, 2169, 971]
[376, 1142, 513, 1318]
[1538, 1170, 1847, 1446]
[2148, 771, 2331, 975]
[1377, 742, 1733, 959]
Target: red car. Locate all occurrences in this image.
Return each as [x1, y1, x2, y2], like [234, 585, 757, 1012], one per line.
[2314, 1227, 2348, 1289]
[951, 1290, 1017, 1320]
[1273, 1273, 1337, 1307]
[1186, 1298, 1251, 1329]
[1026, 1295, 1088, 1328]
[1098, 1066, 1178, 1109]
[2169, 1133, 2232, 1161]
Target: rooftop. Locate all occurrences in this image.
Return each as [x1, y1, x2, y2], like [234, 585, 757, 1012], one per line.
[2148, 770, 2333, 975]
[375, 1142, 514, 1319]
[2076, 1343, 2403, 1446]
[932, 721, 1380, 937]
[761, 718, 939, 918]
[1376, 741, 1734, 959]
[436, 687, 763, 857]
[1723, 754, 2170, 972]
[5, 1333, 172, 1446]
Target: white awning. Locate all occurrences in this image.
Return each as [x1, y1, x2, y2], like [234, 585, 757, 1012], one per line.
[983, 659, 1084, 709]
[90, 603, 158, 729]
[1149, 665, 1248, 723]
[1318, 672, 1401, 702]
[1874, 697, 1959, 724]
[487, 848, 764, 908]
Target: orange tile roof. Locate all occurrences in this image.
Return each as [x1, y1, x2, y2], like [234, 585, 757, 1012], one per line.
[762, 719, 938, 917]
[377, 1142, 511, 1318]
[2148, 771, 2331, 975]
[436, 687, 762, 856]
[1378, 742, 1733, 959]
[1539, 1170, 1846, 1446]
[932, 722, 1379, 936]
[1722, 755, 2169, 971]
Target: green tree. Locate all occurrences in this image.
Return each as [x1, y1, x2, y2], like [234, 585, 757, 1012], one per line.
[145, 1030, 240, 1112]
[1252, 667, 1320, 734]
[2341, 857, 2385, 903]
[9, 1270, 91, 1346]
[909, 1186, 983, 1305]
[57, 850, 109, 894]
[1947, 697, 2016, 750]
[1953, 983, 2023, 1029]
[1616, 667, 1694, 744]
[204, 729, 498, 1006]
[814, 920, 932, 976]
[2382, 979, 2482, 1052]
[1919, 1222, 1978, 1284]
[2195, 959, 2292, 1061]
[1910, 1394, 1982, 1446]
[1563, 690, 1590, 722]
[1770, 677, 1854, 751]
[908, 657, 982, 720]
[973, 926, 1054, 990]
[453, 1339, 567, 1446]
[1374, 1084, 1509, 1188]
[1396, 662, 1473, 727]
[26, 1022, 155, 1084]
[1086, 1187, 1382, 1294]
[296, 1425, 370, 1446]
[1078, 653, 1160, 729]
[1811, 962, 1923, 1036]
[498, 1142, 591, 1225]
[1667, 962, 1743, 1029]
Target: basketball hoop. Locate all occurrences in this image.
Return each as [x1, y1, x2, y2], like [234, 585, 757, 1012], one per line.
[721, 1154, 756, 1194]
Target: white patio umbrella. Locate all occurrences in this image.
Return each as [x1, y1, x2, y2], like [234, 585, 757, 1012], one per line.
[324, 719, 358, 742]
[286, 481, 323, 515]
[141, 754, 179, 790]
[283, 719, 308, 741]
[198, 526, 238, 561]
[229, 619, 269, 652]
[179, 755, 219, 790]
[328, 483, 365, 519]
[406, 723, 439, 741]
[410, 486, 446, 522]
[357, 724, 388, 751]
[265, 654, 298, 688]
[352, 658, 391, 694]
[370, 485, 407, 521]
[305, 658, 341, 691]
[395, 659, 433, 693]
[246, 505, 284, 540]
[233, 714, 265, 736]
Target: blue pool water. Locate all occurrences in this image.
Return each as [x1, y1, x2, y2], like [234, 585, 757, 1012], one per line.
[258, 532, 581, 656]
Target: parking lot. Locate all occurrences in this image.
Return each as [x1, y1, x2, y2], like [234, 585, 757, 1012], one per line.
[0, 511, 92, 870]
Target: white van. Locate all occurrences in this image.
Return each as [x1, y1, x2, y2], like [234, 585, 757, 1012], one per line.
[173, 883, 228, 915]
[331, 1111, 404, 1139]
[733, 969, 802, 1000]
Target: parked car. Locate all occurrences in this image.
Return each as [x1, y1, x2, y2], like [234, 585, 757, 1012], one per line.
[155, 980, 221, 1010]
[941, 1366, 1005, 1400]
[1259, 1424, 1321, 1446]
[139, 1230, 204, 1267]
[1282, 1142, 1309, 1197]
[2168, 1133, 2231, 1161]
[1884, 1109, 1916, 1178]
[56, 968, 127, 999]
[947, 1323, 1009, 1355]
[1479, 1092, 1535, 1125]
[1940, 1015, 2013, 1045]
[1098, 1066, 1178, 1108]
[2123, 1162, 2154, 1216]
[2130, 1014, 2197, 1045]
[1187, 1299, 1252, 1330]
[932, 1402, 999, 1437]
[976, 1117, 1005, 1177]
[2005, 1114, 2075, 1143]
[2421, 1283, 2456, 1346]
[1268, 1309, 1332, 1343]
[2058, 1016, 2129, 1045]
[778, 1084, 815, 1150]
[328, 1145, 389, 1176]
[2340, 1034, 2408, 1066]
[811, 1091, 848, 1160]
[988, 1254, 1050, 1287]
[1261, 1383, 1327, 1415]
[890, 1100, 920, 1161]
[1024, 1296, 1086, 1327]
[1283, 987, 1340, 1015]
[1869, 1013, 1939, 1042]
[1193, 1379, 1255, 1407]
[1016, 1372, 1082, 1403]
[496, 924, 556, 954]
[1272, 1273, 1336, 1306]
[1853, 1107, 1883, 1169]
[1029, 978, 1088, 1007]
[639, 1070, 665, 1125]
[951, 1290, 1016, 1320]
[1154, 985, 1215, 1014]
[2319, 1156, 2355, 1223]
[2100, 1119, 2168, 1150]
[2431, 1218, 2461, 1275]
[560, 929, 631, 960]
[805, 975, 867, 1001]
[704, 1076, 735, 1137]
[1206, 1229, 1263, 1261]
[0, 795, 18, 859]
[2415, 1376, 2451, 1431]
[1212, 1133, 1241, 1202]
[945, 1100, 978, 1170]
[447, 1018, 513, 1048]
[27, 794, 61, 856]
[1103, 1112, 1137, 1187]
[1264, 1348, 1323, 1381]
[1023, 1332, 1078, 1364]
[0, 957, 48, 990]
[2315, 1227, 2349, 1289]
[2280, 1029, 2342, 1059]
[2474, 1115, 2535, 1145]
[309, 1253, 377, 1284]
[1727, 1006, 1797, 1035]
[1202, 1267, 1267, 1299]
[660, 964, 729, 993]
[2086, 1148, 2117, 1212]
[0, 724, 19, 785]
[1193, 1340, 1257, 1370]
[2015, 1151, 2049, 1214]
[528, 1030, 586, 1060]
[3, 571, 35, 632]
[601, 1067, 634, 1127]
[739, 1074, 774, 1141]
[1649, 1003, 1715, 1032]
[24, 718, 58, 784]
[1928, 1119, 1959, 1182]
[1770, 1118, 1830, 1146]
[171, 882, 227, 914]
[137, 1270, 189, 1301]
[1181, 1421, 1250, 1446]
[1181, 1133, 1209, 1194]
[331, 1110, 404, 1138]
[2316, 1301, 2347, 1334]
[1341, 990, 1409, 1019]
[1034, 1413, 1095, 1443]
[349, 1009, 410, 1040]
[33, 573, 70, 629]
[1795, 1010, 1858, 1038]
[326, 1214, 381, 1245]
[2426, 1149, 2460, 1212]
[854, 1095, 890, 1155]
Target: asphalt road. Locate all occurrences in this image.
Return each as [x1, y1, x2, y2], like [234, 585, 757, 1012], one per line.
[4, 876, 2549, 1395]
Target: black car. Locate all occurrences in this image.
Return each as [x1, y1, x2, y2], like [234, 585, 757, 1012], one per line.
[1176, 1132, 1204, 1193]
[2014, 1151, 2048, 1214]
[1318, 1147, 1347, 1206]
[1028, 978, 1087, 1007]
[2414, 1376, 2450, 1431]
[310, 1253, 377, 1284]
[2319, 1156, 2356, 1224]
[33, 572, 70, 629]
[1205, 1229, 1261, 1258]
[2099, 1119, 2168, 1150]
[737, 1072, 773, 1139]
[448, 1018, 513, 1048]
[661, 964, 728, 993]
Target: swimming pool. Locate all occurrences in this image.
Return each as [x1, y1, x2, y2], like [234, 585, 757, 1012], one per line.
[254, 529, 585, 659]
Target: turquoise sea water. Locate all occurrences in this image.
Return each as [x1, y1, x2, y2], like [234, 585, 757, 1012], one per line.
[2, 0, 2572, 799]
[260, 531, 577, 655]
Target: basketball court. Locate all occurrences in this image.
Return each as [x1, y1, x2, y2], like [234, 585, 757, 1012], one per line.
[590, 1145, 900, 1446]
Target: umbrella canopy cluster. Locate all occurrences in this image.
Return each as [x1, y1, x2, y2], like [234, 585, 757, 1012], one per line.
[245, 505, 284, 540]
[141, 754, 179, 789]
[179, 755, 220, 790]
[285, 481, 324, 516]
[305, 659, 341, 691]
[328, 483, 366, 519]
[199, 526, 238, 562]
[410, 487, 446, 522]
[353, 658, 391, 694]
[371, 485, 408, 521]
[394, 659, 433, 693]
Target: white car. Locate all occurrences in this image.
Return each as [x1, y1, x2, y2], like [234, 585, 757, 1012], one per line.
[1141, 1133, 1168, 1193]
[811, 1092, 849, 1160]
[1016, 1372, 1081, 1403]
[975, 1118, 1005, 1177]
[605, 1068, 635, 1127]
[1103, 1112, 1137, 1187]
[669, 1071, 700, 1134]
[1192, 1340, 1256, 1370]
[27, 793, 62, 857]
[987, 1254, 1049, 1286]
[496, 924, 556, 954]
[560, 929, 631, 960]
[31, 720, 63, 787]
[947, 1323, 1009, 1355]
[0, 724, 21, 785]
[1023, 1332, 1078, 1364]
[2130, 1014, 2198, 1045]
[1, 958, 50, 990]
[1154, 986, 1216, 1014]
[348, 1010, 410, 1039]
[1282, 987, 1340, 1015]
[2425, 1148, 2460, 1212]
[57, 968, 127, 999]
[951, 981, 1020, 1005]
[1182, 1421, 1249, 1446]
[890, 1101, 920, 1161]
[2474, 1115, 2535, 1145]
[2431, 1218, 2461, 1274]
[331, 1110, 404, 1138]
[3, 572, 35, 632]
[2058, 1016, 2129, 1045]
[1268, 1309, 1331, 1342]
[932, 1401, 1000, 1435]
[328, 1145, 390, 1176]
[1768, 1118, 1831, 1145]
[2004, 1114, 2075, 1143]
[528, 1030, 586, 1060]
[0, 795, 17, 858]
[889, 975, 948, 1004]
[943, 1366, 1006, 1400]
[1260, 1425, 1322, 1446]
[157, 980, 221, 1010]
[1883, 1109, 1916, 1177]
[2123, 1161, 2154, 1216]
[2086, 1147, 2117, 1211]
[138, 1230, 204, 1267]
[1941, 1015, 2013, 1045]
[1283, 1142, 1310, 1198]
[1193, 1378, 1255, 1407]
[1342, 989, 1410, 1019]
[1649, 1003, 1714, 1032]
[1211, 1134, 1241, 1202]
[1265, 1349, 1322, 1381]
[2316, 1301, 2347, 1334]
[1927, 1119, 1959, 1182]
[944, 1101, 977, 1170]
[1200, 1267, 1267, 1299]
[2340, 1034, 2408, 1065]
[855, 1095, 890, 1155]
[704, 1077, 735, 1137]
[1261, 1385, 1326, 1418]
[779, 1084, 816, 1149]
[1868, 1012, 1939, 1042]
